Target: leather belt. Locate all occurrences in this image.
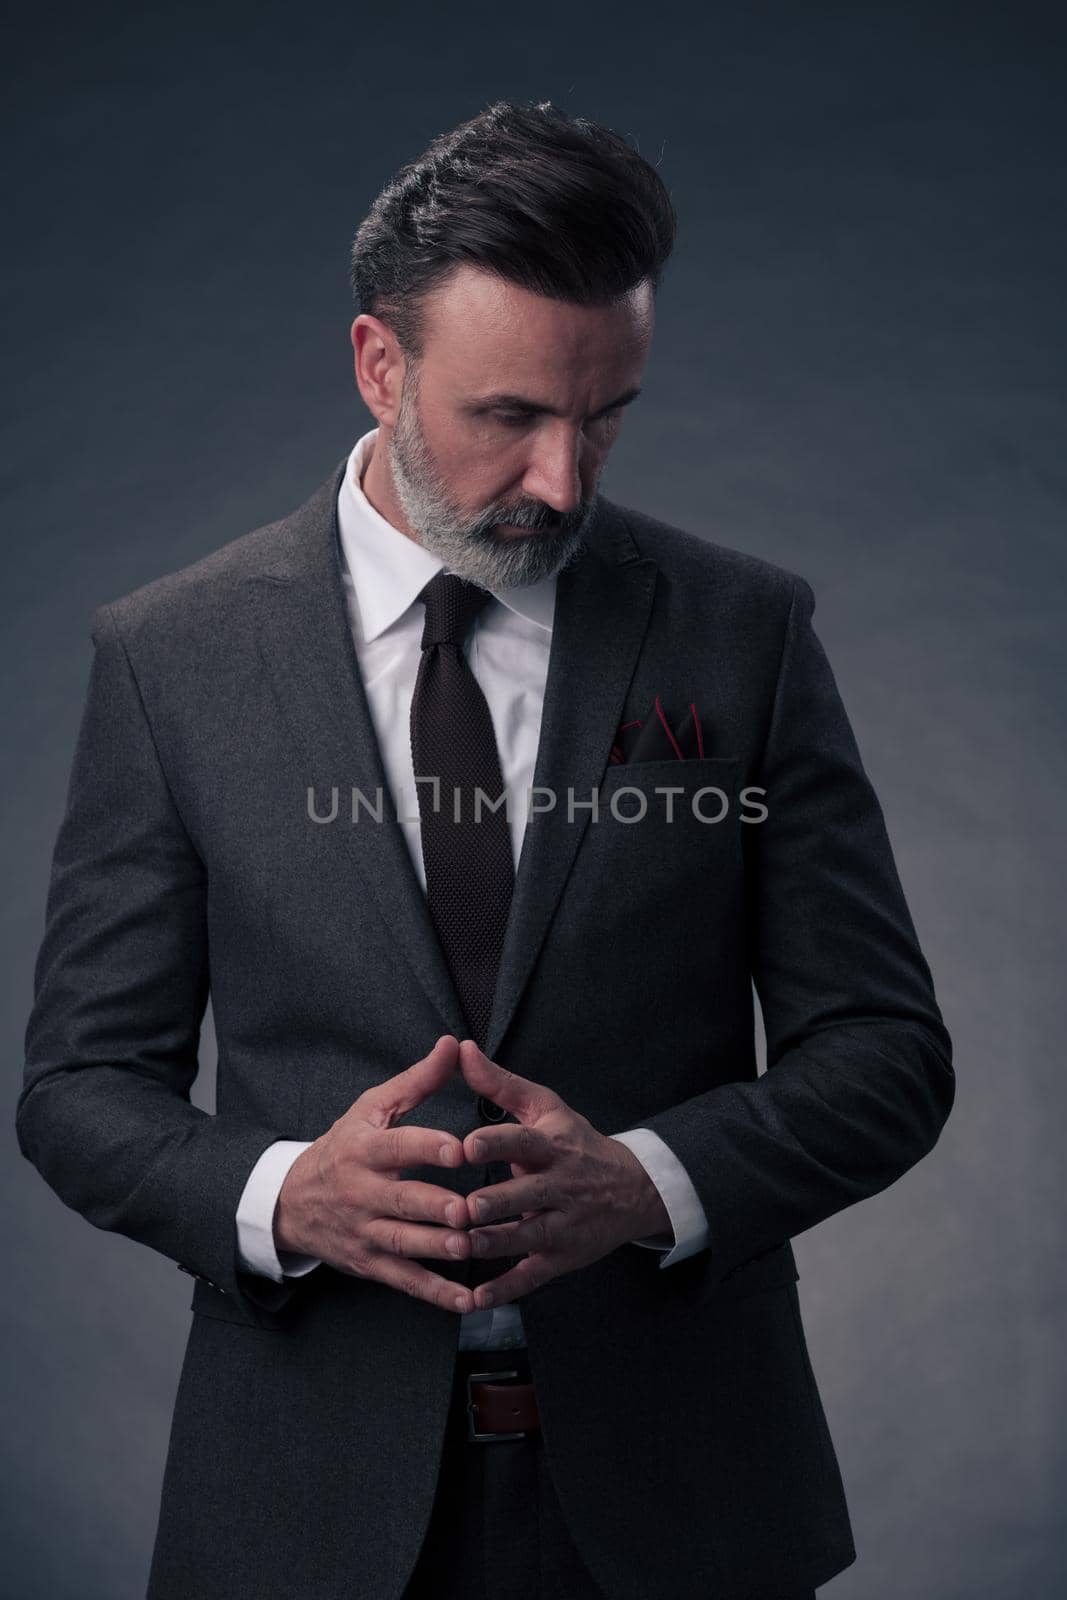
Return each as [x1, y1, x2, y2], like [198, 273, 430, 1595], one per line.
[465, 1369, 541, 1443]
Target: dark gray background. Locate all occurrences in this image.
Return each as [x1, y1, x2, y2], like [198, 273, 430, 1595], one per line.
[4, 2, 1064, 1596]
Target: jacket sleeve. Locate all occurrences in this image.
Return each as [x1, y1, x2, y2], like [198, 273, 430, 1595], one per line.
[17, 602, 305, 1318]
[641, 576, 955, 1285]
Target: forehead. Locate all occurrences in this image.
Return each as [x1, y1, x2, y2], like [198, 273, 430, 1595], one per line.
[418, 264, 654, 384]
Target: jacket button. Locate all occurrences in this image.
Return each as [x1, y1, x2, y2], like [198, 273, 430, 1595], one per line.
[478, 1097, 506, 1121]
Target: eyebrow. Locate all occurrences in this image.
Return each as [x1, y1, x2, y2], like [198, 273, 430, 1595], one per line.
[465, 385, 643, 419]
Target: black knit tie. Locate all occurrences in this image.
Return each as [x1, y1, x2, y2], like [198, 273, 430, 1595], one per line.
[410, 570, 524, 1295]
[409, 571, 515, 1052]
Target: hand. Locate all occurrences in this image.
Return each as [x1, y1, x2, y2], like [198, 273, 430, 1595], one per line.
[458, 1039, 673, 1309]
[273, 1035, 479, 1315]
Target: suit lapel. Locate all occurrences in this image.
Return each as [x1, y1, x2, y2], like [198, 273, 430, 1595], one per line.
[483, 531, 657, 1058]
[245, 459, 658, 1058]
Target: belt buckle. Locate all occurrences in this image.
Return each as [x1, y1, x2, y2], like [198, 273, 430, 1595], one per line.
[465, 1370, 527, 1443]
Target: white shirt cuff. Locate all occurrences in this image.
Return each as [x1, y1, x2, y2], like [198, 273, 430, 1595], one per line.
[609, 1128, 710, 1267]
[235, 1140, 323, 1280]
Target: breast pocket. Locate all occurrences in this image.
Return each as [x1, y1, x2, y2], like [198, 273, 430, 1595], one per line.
[556, 756, 748, 1021]
[594, 755, 740, 833]
[586, 756, 743, 882]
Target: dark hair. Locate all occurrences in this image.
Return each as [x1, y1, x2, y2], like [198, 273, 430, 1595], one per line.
[349, 99, 676, 360]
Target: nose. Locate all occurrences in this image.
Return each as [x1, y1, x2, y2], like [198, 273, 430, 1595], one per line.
[521, 427, 584, 515]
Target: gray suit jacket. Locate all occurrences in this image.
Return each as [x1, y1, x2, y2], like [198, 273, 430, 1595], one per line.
[19, 460, 954, 1599]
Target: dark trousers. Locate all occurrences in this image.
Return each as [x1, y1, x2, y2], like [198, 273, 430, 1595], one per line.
[401, 1346, 818, 1600]
[402, 1345, 603, 1600]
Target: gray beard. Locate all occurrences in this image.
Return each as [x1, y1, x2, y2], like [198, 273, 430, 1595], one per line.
[386, 381, 593, 591]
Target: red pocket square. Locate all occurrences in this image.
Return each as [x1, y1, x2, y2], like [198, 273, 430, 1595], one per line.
[609, 696, 705, 763]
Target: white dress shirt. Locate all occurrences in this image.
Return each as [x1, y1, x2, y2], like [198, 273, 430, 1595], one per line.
[235, 427, 710, 1349]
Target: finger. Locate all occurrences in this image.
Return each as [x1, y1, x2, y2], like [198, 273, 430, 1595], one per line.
[467, 1173, 555, 1224]
[358, 1122, 466, 1173]
[458, 1039, 560, 1124]
[379, 1177, 473, 1230]
[464, 1122, 551, 1168]
[364, 1217, 473, 1261]
[358, 1036, 461, 1129]
[350, 1251, 477, 1315]
[471, 1253, 555, 1309]
[469, 1212, 560, 1259]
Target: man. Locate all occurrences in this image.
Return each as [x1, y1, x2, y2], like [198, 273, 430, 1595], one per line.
[19, 99, 954, 1600]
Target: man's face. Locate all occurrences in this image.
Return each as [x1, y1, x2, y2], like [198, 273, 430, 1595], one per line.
[377, 264, 654, 590]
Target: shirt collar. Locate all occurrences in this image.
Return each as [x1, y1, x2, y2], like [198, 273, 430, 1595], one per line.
[336, 427, 557, 643]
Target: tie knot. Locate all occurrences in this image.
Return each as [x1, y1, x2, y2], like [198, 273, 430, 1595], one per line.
[418, 570, 492, 649]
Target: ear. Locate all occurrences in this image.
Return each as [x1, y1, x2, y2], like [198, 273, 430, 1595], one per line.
[351, 313, 406, 427]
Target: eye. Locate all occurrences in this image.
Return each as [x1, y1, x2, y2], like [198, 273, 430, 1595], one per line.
[488, 406, 625, 431]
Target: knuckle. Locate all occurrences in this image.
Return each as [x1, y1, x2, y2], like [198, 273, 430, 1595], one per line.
[345, 1099, 369, 1129]
[356, 1094, 389, 1130]
[522, 1258, 545, 1290]
[374, 1123, 393, 1158]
